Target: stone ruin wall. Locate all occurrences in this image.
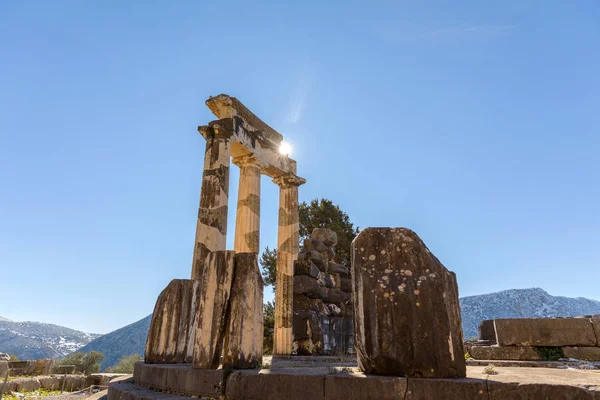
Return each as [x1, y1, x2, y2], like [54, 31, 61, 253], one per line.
[292, 228, 354, 355]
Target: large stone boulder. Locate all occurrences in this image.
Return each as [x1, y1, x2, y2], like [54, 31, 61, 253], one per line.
[145, 279, 202, 364]
[352, 228, 466, 378]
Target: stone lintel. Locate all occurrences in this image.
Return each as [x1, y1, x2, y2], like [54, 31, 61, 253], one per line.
[203, 95, 300, 178]
[206, 94, 283, 145]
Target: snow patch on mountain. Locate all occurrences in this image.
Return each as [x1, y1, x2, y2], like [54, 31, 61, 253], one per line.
[0, 321, 101, 360]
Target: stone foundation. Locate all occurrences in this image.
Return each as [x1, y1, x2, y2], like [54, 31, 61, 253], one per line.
[108, 362, 600, 400]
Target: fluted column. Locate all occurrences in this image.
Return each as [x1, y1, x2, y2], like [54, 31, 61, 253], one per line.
[191, 125, 232, 280]
[272, 173, 306, 355]
[233, 155, 262, 253]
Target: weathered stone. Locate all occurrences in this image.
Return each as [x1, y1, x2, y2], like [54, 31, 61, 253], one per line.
[317, 272, 337, 289]
[294, 258, 320, 279]
[0, 353, 9, 361]
[478, 320, 496, 341]
[307, 250, 327, 271]
[273, 174, 305, 355]
[563, 347, 600, 361]
[340, 278, 352, 292]
[325, 374, 407, 400]
[294, 275, 320, 294]
[294, 295, 324, 313]
[0, 361, 8, 377]
[470, 346, 542, 361]
[145, 279, 201, 364]
[352, 227, 466, 378]
[223, 253, 264, 369]
[192, 250, 235, 369]
[311, 228, 337, 246]
[406, 377, 488, 400]
[592, 317, 600, 346]
[293, 311, 323, 355]
[323, 288, 351, 304]
[134, 363, 226, 398]
[38, 376, 61, 390]
[329, 263, 350, 277]
[233, 156, 262, 254]
[226, 369, 326, 400]
[303, 238, 328, 253]
[494, 318, 597, 347]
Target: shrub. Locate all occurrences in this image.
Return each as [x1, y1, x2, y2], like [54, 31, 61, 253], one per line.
[105, 354, 142, 374]
[533, 346, 564, 361]
[53, 351, 104, 375]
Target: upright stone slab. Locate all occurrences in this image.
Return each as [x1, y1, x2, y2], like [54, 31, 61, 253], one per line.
[193, 250, 235, 369]
[145, 279, 201, 363]
[352, 228, 466, 378]
[478, 320, 496, 341]
[223, 253, 264, 369]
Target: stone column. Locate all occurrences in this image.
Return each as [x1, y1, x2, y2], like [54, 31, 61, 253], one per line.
[272, 174, 306, 355]
[191, 125, 232, 281]
[233, 155, 262, 253]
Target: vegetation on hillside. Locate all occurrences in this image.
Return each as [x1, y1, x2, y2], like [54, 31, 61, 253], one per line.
[53, 351, 104, 375]
[105, 354, 142, 373]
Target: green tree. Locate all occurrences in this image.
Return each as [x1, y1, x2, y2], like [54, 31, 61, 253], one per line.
[105, 354, 142, 373]
[54, 351, 104, 375]
[262, 301, 275, 355]
[259, 198, 359, 291]
[8, 354, 19, 361]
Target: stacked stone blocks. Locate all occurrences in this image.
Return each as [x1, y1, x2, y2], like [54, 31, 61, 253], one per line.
[470, 316, 600, 361]
[292, 228, 354, 355]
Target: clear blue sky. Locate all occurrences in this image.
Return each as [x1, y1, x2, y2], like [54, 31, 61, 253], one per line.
[1, 1, 598, 334]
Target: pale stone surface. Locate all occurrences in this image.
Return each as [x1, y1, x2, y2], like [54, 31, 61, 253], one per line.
[233, 155, 262, 254]
[494, 318, 597, 347]
[469, 346, 542, 361]
[192, 250, 235, 369]
[223, 253, 264, 369]
[191, 125, 232, 280]
[273, 174, 305, 355]
[563, 346, 600, 361]
[145, 279, 201, 364]
[352, 227, 466, 378]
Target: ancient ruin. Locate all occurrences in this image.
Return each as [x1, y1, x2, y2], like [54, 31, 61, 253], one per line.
[469, 316, 600, 361]
[352, 228, 466, 378]
[109, 95, 600, 400]
[145, 94, 305, 371]
[292, 228, 354, 355]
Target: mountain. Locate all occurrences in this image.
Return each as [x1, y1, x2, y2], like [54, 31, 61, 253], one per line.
[78, 315, 152, 370]
[0, 316, 12, 322]
[460, 288, 600, 338]
[0, 321, 101, 360]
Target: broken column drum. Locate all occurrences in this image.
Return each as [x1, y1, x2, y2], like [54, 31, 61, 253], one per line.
[145, 94, 306, 368]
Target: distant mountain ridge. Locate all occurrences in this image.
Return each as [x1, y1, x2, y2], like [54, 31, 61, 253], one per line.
[460, 287, 600, 338]
[78, 315, 152, 370]
[0, 316, 12, 322]
[0, 321, 101, 359]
